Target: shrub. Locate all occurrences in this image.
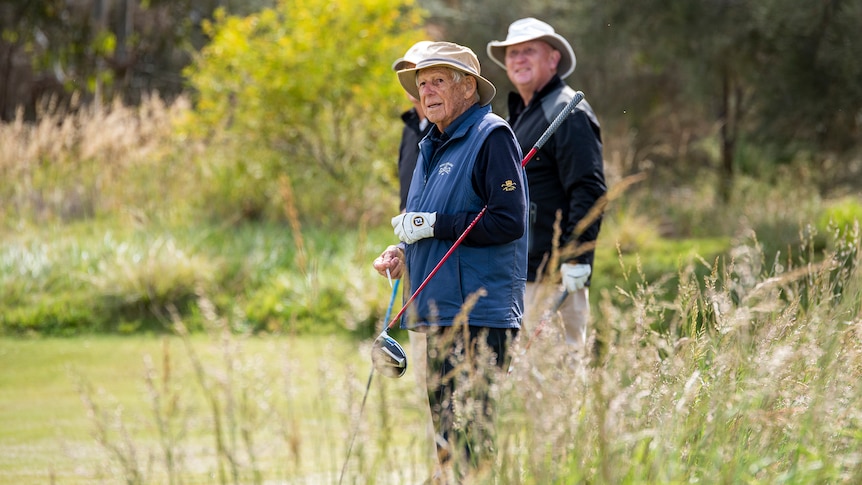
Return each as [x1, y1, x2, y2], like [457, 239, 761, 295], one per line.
[179, 0, 426, 226]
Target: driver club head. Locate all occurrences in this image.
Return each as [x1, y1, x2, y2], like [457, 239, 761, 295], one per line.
[371, 331, 408, 378]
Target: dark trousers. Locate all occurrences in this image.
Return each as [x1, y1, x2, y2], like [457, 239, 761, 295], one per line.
[425, 325, 517, 473]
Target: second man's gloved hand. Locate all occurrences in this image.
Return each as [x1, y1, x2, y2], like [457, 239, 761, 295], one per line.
[392, 212, 436, 244]
[561, 263, 591, 292]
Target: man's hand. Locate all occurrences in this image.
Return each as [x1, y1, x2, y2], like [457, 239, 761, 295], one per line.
[373, 245, 405, 279]
[561, 263, 591, 292]
[392, 212, 436, 244]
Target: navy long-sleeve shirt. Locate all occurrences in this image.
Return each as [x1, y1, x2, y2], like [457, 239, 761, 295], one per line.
[431, 121, 526, 246]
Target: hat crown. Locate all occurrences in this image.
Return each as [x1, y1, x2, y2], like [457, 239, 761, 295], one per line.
[403, 40, 435, 63]
[416, 41, 482, 77]
[392, 40, 435, 71]
[507, 17, 556, 39]
[486, 17, 577, 79]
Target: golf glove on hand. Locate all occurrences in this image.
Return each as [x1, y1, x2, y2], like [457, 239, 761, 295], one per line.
[392, 212, 436, 244]
[561, 263, 591, 292]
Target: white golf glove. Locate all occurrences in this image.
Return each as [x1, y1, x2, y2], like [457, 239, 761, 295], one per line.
[392, 212, 436, 244]
[561, 263, 591, 292]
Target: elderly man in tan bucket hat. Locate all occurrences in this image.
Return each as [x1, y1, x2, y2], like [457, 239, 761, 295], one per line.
[390, 39, 439, 475]
[488, 18, 606, 357]
[373, 41, 528, 481]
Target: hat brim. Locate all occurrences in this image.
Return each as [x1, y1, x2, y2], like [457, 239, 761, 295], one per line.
[397, 62, 496, 107]
[392, 58, 410, 71]
[486, 34, 576, 79]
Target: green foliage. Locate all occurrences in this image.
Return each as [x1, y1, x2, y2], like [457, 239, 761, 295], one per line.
[750, 0, 862, 154]
[239, 223, 396, 336]
[243, 274, 351, 335]
[818, 196, 862, 243]
[1, 292, 103, 336]
[0, 220, 397, 337]
[0, 224, 218, 335]
[180, 0, 426, 225]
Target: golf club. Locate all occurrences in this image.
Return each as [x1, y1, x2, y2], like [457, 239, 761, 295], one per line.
[339, 278, 401, 485]
[506, 287, 569, 375]
[525, 287, 570, 350]
[370, 277, 408, 378]
[374, 91, 587, 377]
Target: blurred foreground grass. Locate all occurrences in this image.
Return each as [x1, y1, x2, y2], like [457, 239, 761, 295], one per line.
[0, 333, 432, 484]
[1, 224, 861, 484]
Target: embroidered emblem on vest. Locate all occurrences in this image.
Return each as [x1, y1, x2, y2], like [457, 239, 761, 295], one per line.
[501, 180, 517, 192]
[438, 162, 454, 176]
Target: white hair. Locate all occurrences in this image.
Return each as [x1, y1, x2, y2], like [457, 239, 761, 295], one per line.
[415, 67, 481, 103]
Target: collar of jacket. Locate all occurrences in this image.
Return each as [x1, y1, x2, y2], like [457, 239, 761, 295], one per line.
[507, 74, 564, 123]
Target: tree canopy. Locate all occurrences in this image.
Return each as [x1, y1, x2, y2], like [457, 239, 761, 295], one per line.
[179, 0, 426, 222]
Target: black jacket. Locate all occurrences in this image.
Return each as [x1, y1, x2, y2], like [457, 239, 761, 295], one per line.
[507, 75, 606, 282]
[397, 108, 433, 211]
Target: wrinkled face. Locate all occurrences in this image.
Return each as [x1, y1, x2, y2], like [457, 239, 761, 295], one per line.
[416, 67, 477, 131]
[504, 39, 560, 96]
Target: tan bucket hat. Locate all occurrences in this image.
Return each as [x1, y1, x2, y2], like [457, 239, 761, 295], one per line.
[396, 41, 496, 107]
[486, 18, 577, 79]
[391, 40, 435, 71]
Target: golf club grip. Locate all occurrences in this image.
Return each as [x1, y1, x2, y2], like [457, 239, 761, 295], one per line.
[552, 287, 570, 311]
[519, 92, 583, 167]
[534, 91, 584, 152]
[522, 289, 570, 352]
[384, 91, 585, 331]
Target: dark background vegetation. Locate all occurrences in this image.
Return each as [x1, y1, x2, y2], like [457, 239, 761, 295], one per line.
[4, 0, 861, 195]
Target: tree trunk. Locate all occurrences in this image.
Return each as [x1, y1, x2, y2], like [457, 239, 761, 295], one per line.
[92, 0, 107, 109]
[719, 65, 735, 202]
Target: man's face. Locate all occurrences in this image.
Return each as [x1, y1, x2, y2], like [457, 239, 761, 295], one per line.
[416, 67, 476, 131]
[504, 40, 560, 95]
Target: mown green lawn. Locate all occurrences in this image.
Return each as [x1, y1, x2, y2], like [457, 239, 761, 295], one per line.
[0, 334, 433, 484]
[1, 337, 168, 483]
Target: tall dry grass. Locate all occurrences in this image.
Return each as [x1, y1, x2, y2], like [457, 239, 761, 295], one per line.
[485, 228, 862, 484]
[64, 226, 861, 484]
[0, 94, 195, 226]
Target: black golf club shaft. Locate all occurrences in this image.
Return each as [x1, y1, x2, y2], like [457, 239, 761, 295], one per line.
[340, 278, 403, 484]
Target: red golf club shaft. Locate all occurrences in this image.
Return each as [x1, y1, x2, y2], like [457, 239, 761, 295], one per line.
[384, 91, 585, 331]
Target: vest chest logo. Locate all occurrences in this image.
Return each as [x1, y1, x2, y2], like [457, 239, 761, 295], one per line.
[438, 162, 454, 176]
[501, 180, 517, 192]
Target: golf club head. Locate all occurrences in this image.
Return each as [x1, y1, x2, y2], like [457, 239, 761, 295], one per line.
[371, 331, 408, 378]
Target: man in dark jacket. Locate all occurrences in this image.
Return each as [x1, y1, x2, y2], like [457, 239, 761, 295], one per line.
[392, 41, 435, 212]
[488, 18, 606, 350]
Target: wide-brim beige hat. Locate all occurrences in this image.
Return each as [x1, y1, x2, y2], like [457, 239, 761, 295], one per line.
[486, 17, 576, 79]
[391, 40, 435, 71]
[396, 41, 496, 107]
